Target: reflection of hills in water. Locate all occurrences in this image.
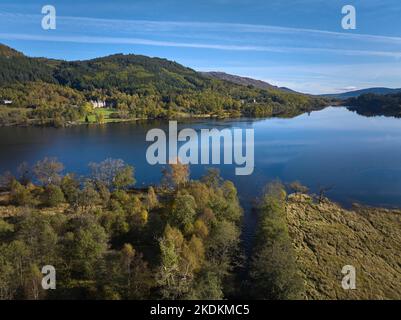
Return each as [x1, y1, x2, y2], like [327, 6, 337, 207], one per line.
[346, 92, 401, 118]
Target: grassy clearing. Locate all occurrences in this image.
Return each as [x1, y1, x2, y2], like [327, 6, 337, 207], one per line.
[79, 108, 118, 124]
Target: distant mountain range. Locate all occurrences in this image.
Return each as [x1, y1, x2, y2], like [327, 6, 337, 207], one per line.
[202, 72, 401, 100]
[201, 71, 298, 94]
[321, 87, 401, 99]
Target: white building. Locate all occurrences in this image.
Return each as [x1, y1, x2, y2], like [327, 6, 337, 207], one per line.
[1, 99, 13, 105]
[90, 100, 106, 108]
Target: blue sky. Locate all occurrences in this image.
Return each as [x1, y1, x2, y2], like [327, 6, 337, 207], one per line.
[1, 0, 401, 94]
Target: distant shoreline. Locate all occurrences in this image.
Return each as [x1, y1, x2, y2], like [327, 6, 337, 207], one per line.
[0, 106, 332, 128]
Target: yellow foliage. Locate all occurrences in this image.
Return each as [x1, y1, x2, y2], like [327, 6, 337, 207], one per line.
[194, 219, 209, 239]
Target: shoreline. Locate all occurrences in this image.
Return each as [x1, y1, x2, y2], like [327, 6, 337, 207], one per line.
[0, 105, 332, 128]
[0, 112, 227, 128]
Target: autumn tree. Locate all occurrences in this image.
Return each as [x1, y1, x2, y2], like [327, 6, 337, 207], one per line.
[157, 225, 204, 299]
[76, 182, 100, 211]
[0, 240, 29, 299]
[120, 244, 153, 299]
[120, 244, 135, 288]
[114, 165, 135, 190]
[96, 112, 105, 124]
[10, 180, 34, 207]
[89, 158, 135, 189]
[16, 211, 59, 265]
[201, 168, 222, 189]
[95, 180, 111, 206]
[24, 264, 44, 300]
[61, 173, 80, 205]
[162, 160, 189, 189]
[33, 157, 64, 185]
[170, 193, 197, 233]
[206, 219, 240, 277]
[145, 186, 159, 210]
[62, 216, 108, 279]
[99, 203, 129, 238]
[193, 219, 209, 239]
[289, 181, 309, 194]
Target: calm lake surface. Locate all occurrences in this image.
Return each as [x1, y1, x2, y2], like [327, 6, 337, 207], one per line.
[2, 106, 401, 250]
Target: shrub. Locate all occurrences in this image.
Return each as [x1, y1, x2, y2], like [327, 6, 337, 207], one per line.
[43, 184, 65, 207]
[10, 180, 34, 206]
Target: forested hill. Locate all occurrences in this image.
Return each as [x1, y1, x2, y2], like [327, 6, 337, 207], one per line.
[0, 46, 56, 86]
[0, 45, 24, 58]
[0, 44, 207, 91]
[201, 71, 298, 93]
[53, 54, 211, 94]
[0, 43, 328, 127]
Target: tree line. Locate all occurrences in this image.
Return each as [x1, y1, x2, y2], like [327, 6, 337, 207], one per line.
[346, 92, 401, 117]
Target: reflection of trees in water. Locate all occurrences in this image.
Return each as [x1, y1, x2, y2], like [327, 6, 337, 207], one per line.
[346, 93, 401, 118]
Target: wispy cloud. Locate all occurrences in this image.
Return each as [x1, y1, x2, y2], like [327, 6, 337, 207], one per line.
[36, 14, 401, 45]
[1, 32, 401, 59]
[2, 12, 401, 46]
[337, 86, 359, 92]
